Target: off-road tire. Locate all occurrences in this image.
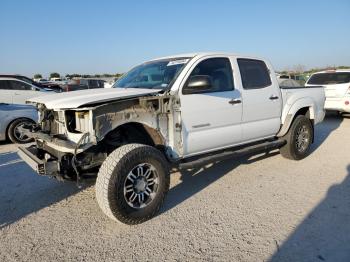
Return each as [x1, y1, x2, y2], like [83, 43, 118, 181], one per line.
[7, 118, 35, 144]
[95, 144, 170, 225]
[280, 115, 313, 160]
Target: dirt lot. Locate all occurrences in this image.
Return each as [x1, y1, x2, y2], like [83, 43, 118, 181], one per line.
[0, 114, 349, 262]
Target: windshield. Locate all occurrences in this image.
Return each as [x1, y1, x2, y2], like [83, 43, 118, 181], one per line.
[18, 77, 32, 84]
[114, 58, 190, 89]
[307, 72, 350, 85]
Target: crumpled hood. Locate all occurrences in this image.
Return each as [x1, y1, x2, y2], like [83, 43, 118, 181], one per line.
[27, 88, 162, 109]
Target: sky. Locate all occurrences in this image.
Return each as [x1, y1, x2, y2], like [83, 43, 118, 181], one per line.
[1, 0, 349, 77]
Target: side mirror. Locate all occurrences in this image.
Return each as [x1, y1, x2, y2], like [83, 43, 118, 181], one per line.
[183, 75, 213, 94]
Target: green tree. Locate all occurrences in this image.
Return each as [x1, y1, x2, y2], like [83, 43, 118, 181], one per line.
[70, 74, 81, 78]
[50, 72, 60, 79]
[33, 74, 42, 79]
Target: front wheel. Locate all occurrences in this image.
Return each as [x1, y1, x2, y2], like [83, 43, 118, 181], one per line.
[280, 115, 313, 160]
[7, 118, 35, 144]
[95, 144, 170, 224]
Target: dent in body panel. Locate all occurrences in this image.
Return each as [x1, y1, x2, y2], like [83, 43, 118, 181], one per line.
[91, 95, 183, 159]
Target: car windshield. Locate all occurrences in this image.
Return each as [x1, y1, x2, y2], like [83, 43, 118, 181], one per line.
[113, 58, 191, 89]
[18, 77, 33, 84]
[307, 72, 350, 85]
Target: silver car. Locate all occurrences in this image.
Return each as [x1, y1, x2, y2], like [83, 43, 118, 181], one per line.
[0, 103, 38, 143]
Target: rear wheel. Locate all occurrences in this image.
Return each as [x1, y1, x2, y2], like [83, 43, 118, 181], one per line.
[280, 115, 313, 160]
[7, 118, 35, 144]
[95, 144, 170, 224]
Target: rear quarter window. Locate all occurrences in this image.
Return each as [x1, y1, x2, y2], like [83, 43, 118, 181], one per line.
[237, 59, 272, 89]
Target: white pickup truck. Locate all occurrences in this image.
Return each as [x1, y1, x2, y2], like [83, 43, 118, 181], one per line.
[18, 53, 325, 224]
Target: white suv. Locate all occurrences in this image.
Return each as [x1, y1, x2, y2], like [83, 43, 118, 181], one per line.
[306, 70, 350, 113]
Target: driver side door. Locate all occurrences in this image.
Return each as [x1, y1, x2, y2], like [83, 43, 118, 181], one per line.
[179, 57, 242, 157]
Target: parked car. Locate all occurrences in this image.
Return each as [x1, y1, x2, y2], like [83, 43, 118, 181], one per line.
[277, 74, 308, 84]
[0, 74, 63, 92]
[0, 74, 39, 86]
[34, 78, 49, 83]
[306, 70, 350, 113]
[38, 80, 65, 92]
[50, 77, 62, 82]
[278, 78, 303, 88]
[50, 78, 69, 85]
[0, 103, 37, 143]
[0, 77, 54, 104]
[18, 52, 325, 224]
[62, 78, 105, 92]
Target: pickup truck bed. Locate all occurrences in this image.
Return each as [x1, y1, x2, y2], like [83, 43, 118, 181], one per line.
[278, 85, 325, 136]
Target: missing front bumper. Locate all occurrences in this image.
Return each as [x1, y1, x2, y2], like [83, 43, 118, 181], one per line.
[18, 146, 59, 176]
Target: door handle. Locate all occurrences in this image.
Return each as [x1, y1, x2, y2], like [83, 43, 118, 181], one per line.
[269, 95, 279, 100]
[229, 98, 242, 105]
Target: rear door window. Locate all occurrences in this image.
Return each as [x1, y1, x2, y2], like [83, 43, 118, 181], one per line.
[237, 59, 272, 89]
[9, 80, 32, 90]
[307, 72, 350, 85]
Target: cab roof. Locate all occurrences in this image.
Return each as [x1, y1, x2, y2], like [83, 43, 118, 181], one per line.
[150, 52, 264, 61]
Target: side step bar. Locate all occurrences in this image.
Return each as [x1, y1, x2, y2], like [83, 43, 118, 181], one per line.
[178, 139, 286, 170]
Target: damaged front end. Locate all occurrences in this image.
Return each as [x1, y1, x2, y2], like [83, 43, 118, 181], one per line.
[18, 104, 104, 180]
[18, 93, 182, 181]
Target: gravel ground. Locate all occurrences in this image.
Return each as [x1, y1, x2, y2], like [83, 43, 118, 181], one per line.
[0, 114, 349, 262]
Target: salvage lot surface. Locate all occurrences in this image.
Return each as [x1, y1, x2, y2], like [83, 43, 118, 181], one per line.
[0, 114, 349, 261]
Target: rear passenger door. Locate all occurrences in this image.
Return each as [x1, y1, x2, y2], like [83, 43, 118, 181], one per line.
[237, 58, 282, 142]
[0, 80, 14, 103]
